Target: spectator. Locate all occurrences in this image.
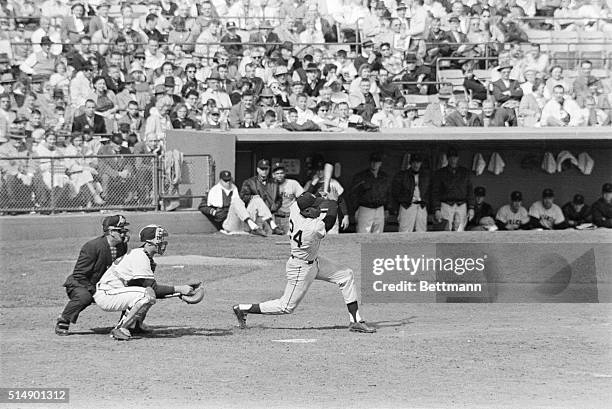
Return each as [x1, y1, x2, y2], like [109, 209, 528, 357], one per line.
[541, 85, 585, 127]
[422, 86, 454, 127]
[554, 0, 577, 31]
[132, 134, 162, 205]
[519, 43, 549, 79]
[303, 63, 325, 97]
[349, 78, 378, 122]
[400, 53, 429, 95]
[62, 133, 105, 206]
[377, 68, 402, 101]
[89, 2, 111, 35]
[496, 190, 531, 230]
[431, 147, 474, 232]
[255, 87, 284, 124]
[155, 61, 184, 96]
[349, 152, 391, 234]
[72, 99, 107, 134]
[491, 63, 523, 108]
[282, 107, 321, 131]
[391, 153, 431, 233]
[239, 159, 283, 235]
[144, 39, 166, 71]
[19, 35, 57, 75]
[481, 99, 517, 127]
[89, 76, 118, 131]
[172, 103, 197, 129]
[371, 97, 403, 128]
[445, 99, 483, 126]
[591, 183, 612, 228]
[61, 2, 87, 44]
[577, 79, 612, 121]
[519, 79, 547, 127]
[200, 72, 232, 108]
[97, 133, 133, 205]
[145, 95, 173, 143]
[520, 68, 538, 96]
[228, 91, 258, 128]
[0, 130, 34, 209]
[402, 105, 424, 128]
[220, 21, 244, 60]
[562, 194, 592, 228]
[466, 186, 496, 231]
[528, 188, 568, 230]
[34, 131, 72, 206]
[463, 63, 488, 102]
[573, 60, 598, 100]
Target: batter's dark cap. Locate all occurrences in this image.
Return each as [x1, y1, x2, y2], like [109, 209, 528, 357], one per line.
[272, 161, 284, 171]
[257, 159, 270, 169]
[297, 192, 317, 211]
[102, 215, 129, 231]
[542, 188, 555, 198]
[511, 191, 522, 201]
[602, 183, 612, 193]
[474, 186, 486, 197]
[573, 194, 584, 204]
[219, 170, 232, 181]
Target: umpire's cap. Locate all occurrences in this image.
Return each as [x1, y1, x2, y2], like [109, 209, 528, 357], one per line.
[103, 215, 129, 232]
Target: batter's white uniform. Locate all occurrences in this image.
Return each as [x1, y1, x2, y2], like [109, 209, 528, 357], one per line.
[258, 202, 358, 314]
[93, 248, 154, 312]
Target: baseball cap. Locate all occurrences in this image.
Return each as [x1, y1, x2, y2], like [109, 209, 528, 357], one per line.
[219, 170, 232, 181]
[272, 161, 284, 172]
[474, 186, 486, 197]
[511, 191, 523, 201]
[542, 188, 554, 198]
[602, 183, 612, 193]
[296, 192, 317, 211]
[226, 21, 237, 29]
[572, 194, 585, 205]
[447, 147, 459, 157]
[410, 153, 423, 162]
[154, 84, 167, 94]
[370, 152, 383, 162]
[257, 159, 270, 169]
[102, 215, 129, 232]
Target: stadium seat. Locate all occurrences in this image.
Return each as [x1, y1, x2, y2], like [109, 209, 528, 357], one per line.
[403, 94, 432, 107]
[578, 31, 606, 68]
[437, 69, 465, 93]
[549, 31, 579, 68]
[525, 30, 552, 52]
[473, 69, 491, 83]
[564, 69, 578, 81]
[592, 68, 610, 79]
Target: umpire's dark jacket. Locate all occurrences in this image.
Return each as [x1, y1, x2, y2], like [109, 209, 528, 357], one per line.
[239, 176, 281, 213]
[391, 169, 431, 211]
[431, 165, 474, 211]
[63, 236, 128, 293]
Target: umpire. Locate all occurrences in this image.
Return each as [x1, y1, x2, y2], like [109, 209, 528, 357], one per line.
[55, 215, 130, 335]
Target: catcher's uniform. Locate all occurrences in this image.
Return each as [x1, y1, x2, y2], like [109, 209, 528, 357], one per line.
[94, 248, 155, 312]
[258, 202, 358, 314]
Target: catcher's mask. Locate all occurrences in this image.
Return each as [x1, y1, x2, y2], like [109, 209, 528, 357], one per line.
[139, 224, 169, 255]
[296, 192, 321, 219]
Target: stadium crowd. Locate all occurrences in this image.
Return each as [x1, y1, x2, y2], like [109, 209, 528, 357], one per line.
[0, 0, 610, 214]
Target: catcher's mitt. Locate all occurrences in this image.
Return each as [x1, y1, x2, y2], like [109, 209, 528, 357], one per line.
[180, 281, 204, 304]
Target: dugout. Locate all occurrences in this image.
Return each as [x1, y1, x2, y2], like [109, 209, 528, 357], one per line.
[167, 128, 612, 214]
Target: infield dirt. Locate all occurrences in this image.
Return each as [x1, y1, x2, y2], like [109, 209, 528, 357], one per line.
[1, 232, 611, 409]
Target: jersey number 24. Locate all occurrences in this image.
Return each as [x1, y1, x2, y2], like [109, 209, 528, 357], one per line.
[289, 220, 303, 247]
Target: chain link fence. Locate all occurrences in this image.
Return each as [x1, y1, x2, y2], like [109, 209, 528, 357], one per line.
[0, 153, 215, 214]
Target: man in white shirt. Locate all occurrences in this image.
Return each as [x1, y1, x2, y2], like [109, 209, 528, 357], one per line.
[528, 188, 568, 229]
[541, 85, 585, 127]
[200, 72, 233, 108]
[371, 97, 403, 128]
[295, 93, 316, 125]
[406, 0, 429, 37]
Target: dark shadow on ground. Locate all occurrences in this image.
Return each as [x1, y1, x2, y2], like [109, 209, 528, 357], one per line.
[66, 325, 233, 338]
[245, 316, 416, 331]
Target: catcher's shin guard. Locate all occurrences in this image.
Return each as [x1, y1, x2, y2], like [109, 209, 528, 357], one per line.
[116, 287, 156, 330]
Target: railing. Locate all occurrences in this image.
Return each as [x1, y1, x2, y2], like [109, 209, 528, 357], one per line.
[0, 153, 214, 214]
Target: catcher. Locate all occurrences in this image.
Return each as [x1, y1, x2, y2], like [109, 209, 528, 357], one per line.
[93, 224, 204, 341]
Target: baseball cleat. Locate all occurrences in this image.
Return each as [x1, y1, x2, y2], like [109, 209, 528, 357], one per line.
[110, 327, 132, 340]
[54, 319, 70, 336]
[349, 321, 377, 333]
[232, 305, 247, 329]
[131, 321, 152, 334]
[271, 227, 284, 235]
[250, 227, 267, 237]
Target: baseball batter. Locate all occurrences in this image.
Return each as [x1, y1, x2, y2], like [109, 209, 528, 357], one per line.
[93, 224, 194, 340]
[233, 192, 376, 333]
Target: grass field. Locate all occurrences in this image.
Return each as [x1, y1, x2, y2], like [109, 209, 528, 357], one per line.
[1, 231, 611, 409]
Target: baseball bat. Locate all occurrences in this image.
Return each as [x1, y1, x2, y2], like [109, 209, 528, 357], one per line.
[323, 163, 333, 194]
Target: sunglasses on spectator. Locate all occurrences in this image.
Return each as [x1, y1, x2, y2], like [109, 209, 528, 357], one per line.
[319, 109, 328, 112]
[252, 56, 262, 60]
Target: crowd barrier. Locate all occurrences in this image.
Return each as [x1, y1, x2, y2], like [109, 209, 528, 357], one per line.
[0, 153, 214, 214]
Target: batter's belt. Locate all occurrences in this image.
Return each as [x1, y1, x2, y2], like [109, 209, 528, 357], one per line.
[290, 255, 315, 264]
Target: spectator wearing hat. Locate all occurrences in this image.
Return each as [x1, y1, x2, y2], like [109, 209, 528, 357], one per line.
[466, 186, 496, 231]
[591, 183, 612, 228]
[200, 72, 233, 109]
[303, 63, 325, 98]
[220, 21, 244, 61]
[239, 159, 284, 235]
[254, 86, 285, 124]
[402, 104, 424, 128]
[541, 85, 585, 127]
[495, 191, 530, 230]
[72, 99, 107, 134]
[562, 194, 592, 228]
[249, 20, 281, 57]
[422, 85, 454, 127]
[279, 41, 301, 73]
[400, 53, 430, 95]
[491, 63, 523, 108]
[19, 35, 57, 76]
[432, 148, 475, 231]
[154, 61, 184, 97]
[528, 188, 568, 230]
[55, 214, 130, 335]
[0, 129, 34, 208]
[391, 153, 431, 232]
[577, 78, 612, 124]
[349, 152, 392, 234]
